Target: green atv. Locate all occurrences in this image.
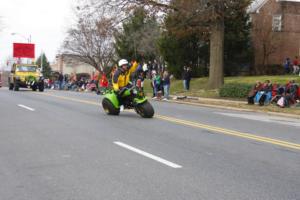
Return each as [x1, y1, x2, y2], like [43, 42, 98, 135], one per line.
[102, 85, 154, 118]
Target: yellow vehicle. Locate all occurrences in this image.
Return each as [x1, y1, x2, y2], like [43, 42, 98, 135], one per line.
[8, 64, 44, 92]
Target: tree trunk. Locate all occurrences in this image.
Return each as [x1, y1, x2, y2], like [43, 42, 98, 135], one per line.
[208, 21, 224, 89]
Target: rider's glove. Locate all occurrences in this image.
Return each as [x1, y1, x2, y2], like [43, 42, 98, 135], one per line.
[117, 88, 127, 97]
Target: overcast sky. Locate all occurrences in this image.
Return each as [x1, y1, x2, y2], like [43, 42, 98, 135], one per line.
[0, 0, 73, 69]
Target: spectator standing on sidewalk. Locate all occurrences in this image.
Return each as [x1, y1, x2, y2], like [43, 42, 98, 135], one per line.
[58, 73, 64, 90]
[150, 70, 156, 97]
[284, 57, 291, 74]
[182, 66, 187, 90]
[152, 70, 162, 99]
[182, 66, 192, 90]
[162, 70, 171, 100]
[292, 56, 299, 74]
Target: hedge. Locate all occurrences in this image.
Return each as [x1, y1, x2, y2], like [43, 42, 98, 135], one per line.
[219, 83, 252, 98]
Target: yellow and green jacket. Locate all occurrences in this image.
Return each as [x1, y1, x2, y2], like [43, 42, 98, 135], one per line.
[112, 61, 139, 91]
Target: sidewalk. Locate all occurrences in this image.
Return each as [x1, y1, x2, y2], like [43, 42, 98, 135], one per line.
[161, 95, 300, 120]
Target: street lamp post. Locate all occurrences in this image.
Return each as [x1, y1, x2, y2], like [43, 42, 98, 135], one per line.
[41, 51, 44, 73]
[11, 32, 31, 43]
[11, 33, 33, 64]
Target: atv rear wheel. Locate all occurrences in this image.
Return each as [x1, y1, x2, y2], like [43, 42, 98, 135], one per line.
[135, 101, 154, 118]
[9, 83, 14, 90]
[32, 85, 37, 91]
[14, 81, 19, 91]
[102, 98, 120, 115]
[38, 81, 44, 92]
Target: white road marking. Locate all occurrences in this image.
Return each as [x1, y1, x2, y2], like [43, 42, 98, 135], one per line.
[217, 112, 300, 128]
[114, 141, 182, 169]
[17, 104, 35, 111]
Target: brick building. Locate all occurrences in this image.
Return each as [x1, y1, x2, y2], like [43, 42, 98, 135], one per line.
[51, 54, 95, 75]
[250, 0, 300, 67]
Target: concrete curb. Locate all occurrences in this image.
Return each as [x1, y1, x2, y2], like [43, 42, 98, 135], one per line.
[156, 96, 300, 120]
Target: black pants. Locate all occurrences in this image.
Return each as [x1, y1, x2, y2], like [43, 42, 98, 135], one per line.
[186, 79, 190, 90]
[258, 94, 266, 106]
[248, 96, 255, 104]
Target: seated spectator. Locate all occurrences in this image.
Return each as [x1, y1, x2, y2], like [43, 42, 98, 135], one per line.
[253, 80, 272, 106]
[86, 80, 97, 92]
[271, 82, 278, 97]
[248, 81, 263, 104]
[286, 80, 298, 105]
[270, 80, 299, 108]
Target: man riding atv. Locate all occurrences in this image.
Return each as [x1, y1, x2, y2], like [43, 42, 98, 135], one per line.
[113, 59, 138, 97]
[101, 59, 154, 118]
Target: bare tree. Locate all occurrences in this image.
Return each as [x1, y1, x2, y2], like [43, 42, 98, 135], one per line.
[62, 3, 116, 72]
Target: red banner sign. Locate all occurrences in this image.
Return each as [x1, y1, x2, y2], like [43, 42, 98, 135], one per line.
[13, 43, 35, 58]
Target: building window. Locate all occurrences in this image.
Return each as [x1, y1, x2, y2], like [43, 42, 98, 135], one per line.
[272, 15, 282, 32]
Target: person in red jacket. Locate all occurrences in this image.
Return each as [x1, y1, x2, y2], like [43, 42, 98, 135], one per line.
[271, 82, 278, 97]
[98, 73, 108, 94]
[100, 73, 108, 88]
[292, 56, 299, 74]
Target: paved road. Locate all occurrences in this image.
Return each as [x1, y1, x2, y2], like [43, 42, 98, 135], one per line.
[0, 88, 299, 200]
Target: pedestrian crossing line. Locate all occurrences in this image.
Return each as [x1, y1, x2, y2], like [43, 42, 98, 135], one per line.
[38, 92, 300, 151]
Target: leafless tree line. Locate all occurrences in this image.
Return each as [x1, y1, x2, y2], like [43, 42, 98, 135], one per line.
[62, 0, 117, 72]
[63, 0, 251, 88]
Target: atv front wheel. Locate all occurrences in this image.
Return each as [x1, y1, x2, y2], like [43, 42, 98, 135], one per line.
[102, 98, 120, 115]
[135, 101, 154, 118]
[9, 83, 14, 90]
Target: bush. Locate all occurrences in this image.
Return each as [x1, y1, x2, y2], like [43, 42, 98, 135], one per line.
[253, 64, 284, 75]
[219, 83, 252, 98]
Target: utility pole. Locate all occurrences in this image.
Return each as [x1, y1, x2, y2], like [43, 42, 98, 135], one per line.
[41, 52, 44, 73]
[11, 32, 33, 64]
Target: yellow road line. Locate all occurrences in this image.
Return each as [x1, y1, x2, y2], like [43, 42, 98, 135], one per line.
[39, 92, 300, 151]
[155, 115, 300, 150]
[41, 93, 99, 106]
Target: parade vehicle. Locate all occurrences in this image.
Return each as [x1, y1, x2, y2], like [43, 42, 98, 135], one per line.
[8, 64, 44, 92]
[102, 84, 154, 118]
